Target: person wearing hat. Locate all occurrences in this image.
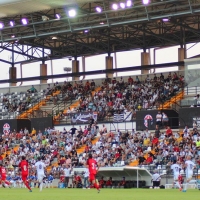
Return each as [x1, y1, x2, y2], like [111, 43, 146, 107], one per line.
[151, 170, 161, 189]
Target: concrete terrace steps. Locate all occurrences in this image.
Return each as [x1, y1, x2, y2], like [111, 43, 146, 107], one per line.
[17, 90, 61, 119]
[129, 150, 156, 167]
[54, 86, 101, 124]
[159, 90, 184, 109]
[76, 136, 100, 155]
[1, 145, 20, 160]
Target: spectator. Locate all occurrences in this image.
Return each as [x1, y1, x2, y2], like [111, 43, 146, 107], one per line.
[73, 172, 82, 188]
[83, 168, 89, 189]
[63, 165, 72, 188]
[27, 85, 37, 93]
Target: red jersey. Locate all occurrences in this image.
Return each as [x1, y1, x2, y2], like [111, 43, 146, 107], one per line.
[87, 158, 97, 175]
[75, 175, 81, 182]
[19, 160, 29, 175]
[0, 167, 6, 176]
[60, 175, 65, 182]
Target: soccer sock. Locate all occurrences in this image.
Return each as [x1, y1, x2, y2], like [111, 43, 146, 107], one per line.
[94, 183, 99, 190]
[175, 181, 181, 189]
[24, 181, 31, 190]
[5, 181, 10, 186]
[40, 182, 43, 191]
[184, 182, 188, 190]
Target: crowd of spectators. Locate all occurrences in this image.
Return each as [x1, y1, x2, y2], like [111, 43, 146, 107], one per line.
[1, 120, 200, 183]
[56, 72, 185, 122]
[0, 72, 184, 121]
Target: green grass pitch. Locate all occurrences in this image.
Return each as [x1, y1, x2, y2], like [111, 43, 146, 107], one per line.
[0, 188, 199, 200]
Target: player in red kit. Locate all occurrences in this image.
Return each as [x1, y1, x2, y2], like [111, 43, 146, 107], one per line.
[18, 156, 32, 192]
[0, 163, 11, 188]
[86, 154, 100, 193]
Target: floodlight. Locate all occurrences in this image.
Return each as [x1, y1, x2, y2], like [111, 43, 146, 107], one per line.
[21, 18, 28, 25]
[0, 22, 4, 29]
[112, 3, 118, 10]
[120, 3, 126, 9]
[42, 16, 49, 21]
[56, 14, 61, 19]
[162, 18, 169, 22]
[126, 0, 132, 7]
[10, 21, 15, 27]
[68, 9, 76, 17]
[143, 0, 150, 5]
[96, 7, 102, 13]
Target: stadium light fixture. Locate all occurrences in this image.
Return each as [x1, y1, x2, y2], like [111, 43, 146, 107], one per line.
[162, 18, 169, 22]
[68, 9, 76, 17]
[142, 0, 150, 5]
[120, 3, 126, 9]
[55, 14, 61, 19]
[10, 21, 15, 27]
[126, 0, 132, 7]
[21, 18, 28, 25]
[42, 16, 49, 21]
[0, 22, 4, 29]
[96, 6, 102, 13]
[112, 3, 119, 10]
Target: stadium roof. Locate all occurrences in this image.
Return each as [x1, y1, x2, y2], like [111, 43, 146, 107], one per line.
[0, 0, 200, 64]
[0, 0, 94, 17]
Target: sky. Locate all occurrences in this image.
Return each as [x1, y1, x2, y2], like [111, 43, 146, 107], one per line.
[0, 42, 200, 88]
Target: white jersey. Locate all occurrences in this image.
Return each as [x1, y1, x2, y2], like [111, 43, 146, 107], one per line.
[185, 160, 195, 179]
[171, 164, 181, 175]
[35, 161, 46, 175]
[185, 160, 195, 173]
[152, 173, 161, 181]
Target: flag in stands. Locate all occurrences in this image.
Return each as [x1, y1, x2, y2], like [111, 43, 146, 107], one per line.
[124, 111, 132, 121]
[113, 113, 124, 122]
[113, 112, 132, 122]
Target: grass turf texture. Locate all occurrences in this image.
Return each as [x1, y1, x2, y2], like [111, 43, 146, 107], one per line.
[0, 188, 199, 200]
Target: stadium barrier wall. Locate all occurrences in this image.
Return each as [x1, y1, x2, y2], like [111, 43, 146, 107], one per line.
[31, 117, 53, 131]
[55, 121, 136, 132]
[179, 107, 200, 128]
[136, 110, 179, 130]
[0, 119, 31, 135]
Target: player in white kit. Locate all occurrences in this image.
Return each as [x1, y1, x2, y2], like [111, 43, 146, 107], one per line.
[170, 160, 182, 190]
[34, 157, 46, 191]
[182, 156, 196, 192]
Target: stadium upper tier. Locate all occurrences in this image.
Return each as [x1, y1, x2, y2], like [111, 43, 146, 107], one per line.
[0, 70, 186, 120]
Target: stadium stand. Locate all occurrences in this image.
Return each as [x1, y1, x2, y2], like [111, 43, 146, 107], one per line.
[1, 69, 200, 189]
[0, 71, 185, 121]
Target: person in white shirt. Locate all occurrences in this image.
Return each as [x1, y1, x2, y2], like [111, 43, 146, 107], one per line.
[156, 111, 162, 127]
[183, 156, 196, 192]
[151, 170, 161, 188]
[170, 161, 182, 190]
[83, 168, 89, 189]
[63, 165, 72, 188]
[34, 157, 46, 191]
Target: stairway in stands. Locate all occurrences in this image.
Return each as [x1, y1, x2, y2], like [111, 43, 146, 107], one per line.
[18, 90, 61, 119]
[76, 136, 100, 155]
[128, 150, 156, 167]
[159, 90, 184, 110]
[54, 87, 101, 124]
